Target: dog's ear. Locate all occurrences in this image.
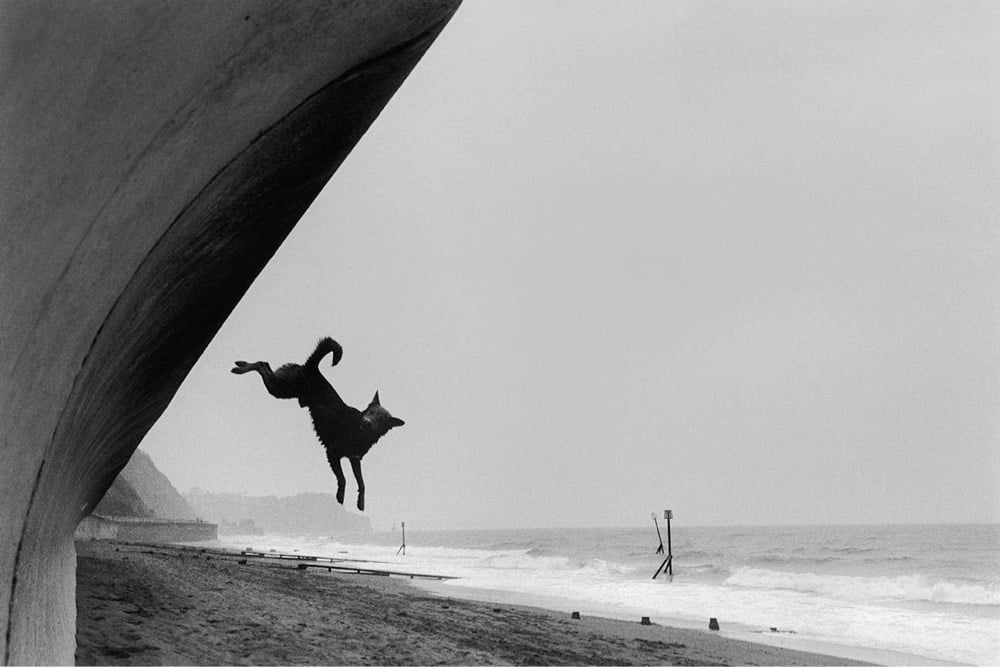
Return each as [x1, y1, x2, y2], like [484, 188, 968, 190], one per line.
[389, 417, 405, 428]
[371, 390, 380, 406]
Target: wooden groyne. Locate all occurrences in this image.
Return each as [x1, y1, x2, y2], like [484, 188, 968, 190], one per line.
[104, 542, 458, 582]
[294, 562, 457, 581]
[237, 549, 455, 580]
[239, 550, 388, 565]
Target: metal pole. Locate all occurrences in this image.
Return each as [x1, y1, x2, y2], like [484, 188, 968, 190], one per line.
[652, 555, 671, 579]
[666, 513, 673, 575]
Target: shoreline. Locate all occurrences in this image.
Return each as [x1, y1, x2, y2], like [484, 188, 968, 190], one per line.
[413, 580, 961, 667]
[76, 539, 872, 665]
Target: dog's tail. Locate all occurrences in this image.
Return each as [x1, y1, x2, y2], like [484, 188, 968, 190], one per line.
[305, 337, 343, 369]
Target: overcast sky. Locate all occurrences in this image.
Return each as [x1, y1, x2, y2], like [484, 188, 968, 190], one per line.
[142, 1, 999, 531]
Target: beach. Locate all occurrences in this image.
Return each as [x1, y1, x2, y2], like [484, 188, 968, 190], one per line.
[76, 540, 866, 666]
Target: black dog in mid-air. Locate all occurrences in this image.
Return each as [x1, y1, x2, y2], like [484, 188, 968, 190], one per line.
[231, 337, 404, 511]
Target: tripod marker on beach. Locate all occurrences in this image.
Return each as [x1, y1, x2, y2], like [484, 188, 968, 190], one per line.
[652, 509, 673, 579]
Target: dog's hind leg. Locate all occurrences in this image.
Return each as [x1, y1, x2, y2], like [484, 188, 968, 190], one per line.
[326, 451, 347, 505]
[349, 457, 366, 512]
[231, 360, 274, 386]
[231, 361, 301, 399]
[231, 360, 260, 374]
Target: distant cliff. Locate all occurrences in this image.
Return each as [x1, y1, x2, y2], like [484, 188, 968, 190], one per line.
[81, 449, 215, 543]
[93, 449, 199, 520]
[90, 474, 155, 518]
[93, 450, 370, 536]
[186, 491, 372, 536]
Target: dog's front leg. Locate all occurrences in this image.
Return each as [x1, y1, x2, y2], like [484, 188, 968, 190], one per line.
[349, 457, 365, 511]
[328, 454, 346, 505]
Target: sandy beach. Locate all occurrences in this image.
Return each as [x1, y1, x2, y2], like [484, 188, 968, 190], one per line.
[75, 540, 869, 666]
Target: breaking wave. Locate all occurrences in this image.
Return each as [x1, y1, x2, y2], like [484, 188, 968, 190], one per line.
[726, 566, 1000, 606]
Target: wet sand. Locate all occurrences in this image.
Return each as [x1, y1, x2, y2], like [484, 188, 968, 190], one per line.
[76, 540, 869, 665]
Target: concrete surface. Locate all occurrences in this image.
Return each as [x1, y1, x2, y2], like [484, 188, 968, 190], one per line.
[75, 516, 218, 543]
[0, 1, 459, 663]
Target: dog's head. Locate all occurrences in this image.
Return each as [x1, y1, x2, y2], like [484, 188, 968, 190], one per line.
[361, 391, 404, 440]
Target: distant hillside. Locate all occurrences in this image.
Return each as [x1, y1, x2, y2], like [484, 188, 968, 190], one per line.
[92, 474, 154, 517]
[93, 449, 199, 520]
[185, 491, 372, 537]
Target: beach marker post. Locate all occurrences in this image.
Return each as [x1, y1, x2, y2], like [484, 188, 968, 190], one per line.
[651, 512, 664, 555]
[652, 509, 673, 579]
[665, 510, 673, 575]
[396, 521, 406, 556]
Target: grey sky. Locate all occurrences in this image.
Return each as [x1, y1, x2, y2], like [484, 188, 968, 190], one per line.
[142, 1, 999, 530]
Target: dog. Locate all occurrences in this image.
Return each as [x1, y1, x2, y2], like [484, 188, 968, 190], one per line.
[231, 337, 404, 511]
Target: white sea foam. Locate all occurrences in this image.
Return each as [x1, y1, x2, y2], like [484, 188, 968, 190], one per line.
[435, 561, 999, 665]
[726, 566, 1000, 606]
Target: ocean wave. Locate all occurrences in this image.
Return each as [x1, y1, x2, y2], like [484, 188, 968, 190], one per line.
[751, 552, 915, 569]
[828, 546, 878, 554]
[754, 554, 844, 566]
[726, 567, 1000, 606]
[478, 551, 638, 577]
[579, 557, 637, 576]
[860, 555, 913, 565]
[381, 543, 640, 579]
[678, 562, 729, 576]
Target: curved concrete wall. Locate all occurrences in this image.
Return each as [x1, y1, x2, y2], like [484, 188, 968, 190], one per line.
[76, 516, 217, 544]
[0, 2, 459, 663]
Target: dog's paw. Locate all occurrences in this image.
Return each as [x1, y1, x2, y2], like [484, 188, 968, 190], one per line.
[336, 487, 345, 505]
[230, 361, 249, 374]
[357, 494, 365, 512]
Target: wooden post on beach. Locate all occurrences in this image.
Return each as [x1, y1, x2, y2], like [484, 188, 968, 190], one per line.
[665, 510, 673, 575]
[652, 513, 664, 555]
[396, 521, 406, 556]
[652, 509, 673, 579]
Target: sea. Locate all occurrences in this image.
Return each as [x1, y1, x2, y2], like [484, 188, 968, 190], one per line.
[217, 524, 1000, 665]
